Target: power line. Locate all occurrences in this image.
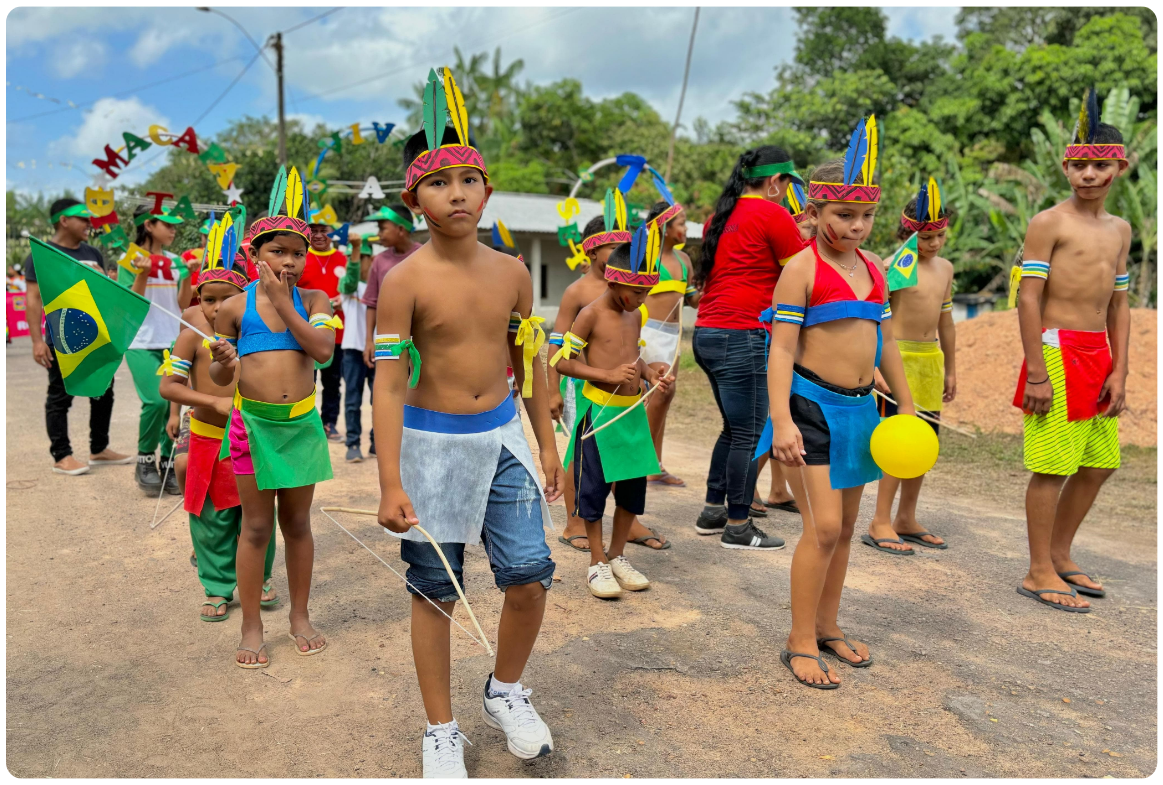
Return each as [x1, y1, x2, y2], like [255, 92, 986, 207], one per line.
[9, 58, 245, 123]
[282, 8, 342, 35]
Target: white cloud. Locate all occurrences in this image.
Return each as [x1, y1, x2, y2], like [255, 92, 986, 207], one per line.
[286, 112, 328, 133]
[48, 97, 171, 180]
[51, 38, 107, 79]
[884, 7, 960, 42]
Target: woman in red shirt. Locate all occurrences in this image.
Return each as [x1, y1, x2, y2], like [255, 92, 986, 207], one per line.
[692, 146, 806, 550]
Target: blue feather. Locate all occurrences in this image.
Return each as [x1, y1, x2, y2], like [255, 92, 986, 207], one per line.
[791, 182, 806, 206]
[651, 170, 675, 205]
[843, 119, 868, 186]
[1086, 87, 1100, 143]
[629, 225, 645, 274]
[222, 225, 237, 271]
[491, 223, 502, 248]
[915, 182, 929, 223]
[617, 157, 646, 194]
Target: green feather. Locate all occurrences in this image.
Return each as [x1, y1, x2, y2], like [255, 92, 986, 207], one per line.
[603, 189, 615, 232]
[432, 71, 448, 147]
[269, 166, 287, 217]
[423, 70, 438, 151]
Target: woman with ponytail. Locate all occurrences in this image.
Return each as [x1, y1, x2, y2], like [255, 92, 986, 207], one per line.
[692, 145, 806, 551]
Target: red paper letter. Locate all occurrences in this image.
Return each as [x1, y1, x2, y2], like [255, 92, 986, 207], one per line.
[172, 126, 200, 155]
[92, 144, 128, 178]
[145, 191, 173, 215]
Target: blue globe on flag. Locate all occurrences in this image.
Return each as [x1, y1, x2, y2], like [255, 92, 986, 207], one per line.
[45, 308, 99, 354]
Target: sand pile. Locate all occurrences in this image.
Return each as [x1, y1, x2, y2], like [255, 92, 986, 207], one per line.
[942, 308, 1156, 446]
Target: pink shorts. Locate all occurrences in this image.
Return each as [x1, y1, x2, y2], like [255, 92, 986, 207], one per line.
[228, 411, 255, 476]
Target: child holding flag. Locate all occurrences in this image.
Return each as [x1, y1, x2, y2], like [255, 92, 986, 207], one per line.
[865, 179, 956, 554]
[159, 214, 279, 620]
[124, 204, 196, 495]
[209, 166, 336, 667]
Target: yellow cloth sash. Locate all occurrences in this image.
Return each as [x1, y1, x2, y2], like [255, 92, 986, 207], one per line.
[189, 416, 226, 440]
[648, 280, 688, 296]
[582, 380, 641, 408]
[233, 387, 318, 419]
[550, 331, 587, 367]
[513, 315, 546, 398]
[896, 339, 945, 412]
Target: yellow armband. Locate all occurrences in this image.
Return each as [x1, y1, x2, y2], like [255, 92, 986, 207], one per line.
[513, 315, 546, 398]
[309, 312, 343, 331]
[549, 331, 587, 367]
[156, 349, 191, 379]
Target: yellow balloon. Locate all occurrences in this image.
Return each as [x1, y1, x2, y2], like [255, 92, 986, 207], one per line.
[870, 414, 939, 479]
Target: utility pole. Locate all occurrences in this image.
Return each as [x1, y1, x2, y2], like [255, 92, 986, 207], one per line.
[665, 7, 700, 183]
[272, 32, 287, 166]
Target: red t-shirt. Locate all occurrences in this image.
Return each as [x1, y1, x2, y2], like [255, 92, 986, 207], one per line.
[694, 196, 805, 330]
[299, 247, 348, 343]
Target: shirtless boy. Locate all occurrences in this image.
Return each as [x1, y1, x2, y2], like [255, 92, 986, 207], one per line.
[865, 178, 956, 554]
[548, 195, 668, 552]
[555, 224, 674, 599]
[372, 67, 564, 777]
[1013, 89, 1130, 613]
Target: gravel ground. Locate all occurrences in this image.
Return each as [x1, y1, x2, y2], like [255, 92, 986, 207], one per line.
[6, 339, 1157, 778]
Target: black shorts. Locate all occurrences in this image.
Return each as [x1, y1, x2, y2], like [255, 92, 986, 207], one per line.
[879, 396, 940, 435]
[787, 365, 878, 464]
[571, 411, 647, 522]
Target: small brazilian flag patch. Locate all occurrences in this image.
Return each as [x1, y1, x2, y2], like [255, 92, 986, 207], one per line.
[30, 238, 151, 397]
[887, 233, 920, 292]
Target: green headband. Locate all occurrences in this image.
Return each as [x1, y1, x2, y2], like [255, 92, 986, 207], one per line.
[742, 161, 805, 186]
[50, 204, 91, 223]
[134, 210, 183, 227]
[370, 206, 414, 232]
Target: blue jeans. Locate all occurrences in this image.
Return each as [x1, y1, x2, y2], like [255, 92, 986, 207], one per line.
[692, 327, 769, 520]
[341, 348, 374, 448]
[401, 447, 555, 602]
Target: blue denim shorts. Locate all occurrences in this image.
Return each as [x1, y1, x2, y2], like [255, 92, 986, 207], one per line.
[401, 446, 555, 602]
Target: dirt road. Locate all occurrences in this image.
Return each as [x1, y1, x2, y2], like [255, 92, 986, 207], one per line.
[6, 340, 1157, 777]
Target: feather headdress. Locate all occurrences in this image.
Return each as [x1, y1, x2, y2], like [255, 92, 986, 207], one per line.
[786, 182, 808, 223]
[900, 177, 948, 232]
[605, 222, 661, 288]
[404, 67, 489, 191]
[583, 188, 633, 253]
[248, 164, 310, 246]
[1064, 86, 1127, 162]
[198, 211, 249, 290]
[491, 220, 518, 254]
[647, 168, 685, 228]
[808, 115, 881, 204]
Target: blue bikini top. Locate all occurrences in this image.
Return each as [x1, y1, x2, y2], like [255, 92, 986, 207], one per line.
[237, 280, 309, 357]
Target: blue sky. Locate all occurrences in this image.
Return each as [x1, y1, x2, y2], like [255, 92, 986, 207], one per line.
[6, 6, 960, 196]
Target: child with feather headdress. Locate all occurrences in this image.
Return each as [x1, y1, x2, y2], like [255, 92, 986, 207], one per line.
[1012, 86, 1131, 613]
[207, 164, 338, 668]
[369, 67, 564, 776]
[864, 177, 957, 555]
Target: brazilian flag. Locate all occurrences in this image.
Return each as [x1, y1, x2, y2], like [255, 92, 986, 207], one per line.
[29, 237, 150, 397]
[886, 232, 920, 292]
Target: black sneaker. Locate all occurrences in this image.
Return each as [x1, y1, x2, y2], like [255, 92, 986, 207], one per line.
[159, 457, 181, 495]
[346, 445, 363, 463]
[135, 453, 162, 493]
[695, 506, 728, 535]
[368, 440, 376, 457]
[720, 519, 785, 550]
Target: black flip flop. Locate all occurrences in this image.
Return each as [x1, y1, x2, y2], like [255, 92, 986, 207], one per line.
[817, 636, 872, 668]
[629, 528, 672, 550]
[899, 531, 947, 550]
[860, 534, 915, 556]
[765, 499, 800, 514]
[780, 649, 839, 690]
[1058, 571, 1106, 598]
[1016, 585, 1091, 613]
[557, 534, 590, 553]
[748, 503, 768, 518]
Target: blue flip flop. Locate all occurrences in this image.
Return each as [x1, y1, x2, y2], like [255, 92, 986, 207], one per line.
[781, 649, 840, 690]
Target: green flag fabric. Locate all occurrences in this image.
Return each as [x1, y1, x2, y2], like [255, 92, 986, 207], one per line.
[886, 233, 920, 292]
[29, 237, 151, 396]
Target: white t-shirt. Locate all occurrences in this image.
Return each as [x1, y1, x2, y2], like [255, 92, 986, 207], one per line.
[340, 280, 368, 352]
[129, 251, 182, 350]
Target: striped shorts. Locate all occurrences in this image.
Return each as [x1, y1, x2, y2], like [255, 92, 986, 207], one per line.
[1023, 345, 1120, 475]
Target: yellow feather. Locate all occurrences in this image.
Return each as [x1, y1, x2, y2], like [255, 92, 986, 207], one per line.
[443, 67, 470, 146]
[645, 222, 660, 275]
[206, 219, 225, 270]
[863, 115, 878, 186]
[498, 220, 514, 249]
[614, 190, 627, 231]
[285, 167, 304, 219]
[928, 177, 941, 221]
[1007, 265, 1022, 309]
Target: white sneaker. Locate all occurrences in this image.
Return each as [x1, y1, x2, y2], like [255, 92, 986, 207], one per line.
[586, 562, 623, 599]
[481, 676, 554, 759]
[609, 555, 650, 591]
[421, 720, 470, 778]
